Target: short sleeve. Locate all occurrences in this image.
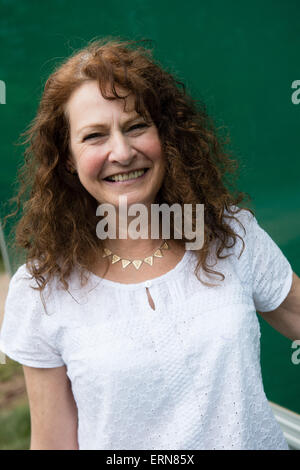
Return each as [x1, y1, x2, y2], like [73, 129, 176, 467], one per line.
[248, 214, 293, 313]
[0, 264, 65, 368]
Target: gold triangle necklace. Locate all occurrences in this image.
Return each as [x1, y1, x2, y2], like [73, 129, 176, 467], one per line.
[101, 240, 170, 270]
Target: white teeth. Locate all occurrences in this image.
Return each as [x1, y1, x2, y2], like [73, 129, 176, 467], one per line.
[107, 169, 146, 182]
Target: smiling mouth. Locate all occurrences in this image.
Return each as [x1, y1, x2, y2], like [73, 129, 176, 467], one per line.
[103, 168, 149, 183]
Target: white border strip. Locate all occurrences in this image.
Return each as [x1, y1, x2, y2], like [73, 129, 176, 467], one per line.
[269, 401, 300, 450]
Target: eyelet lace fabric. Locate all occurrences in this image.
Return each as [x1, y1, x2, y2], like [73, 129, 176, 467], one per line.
[0, 207, 293, 450]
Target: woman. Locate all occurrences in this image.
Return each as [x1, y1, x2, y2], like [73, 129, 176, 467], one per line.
[0, 37, 299, 450]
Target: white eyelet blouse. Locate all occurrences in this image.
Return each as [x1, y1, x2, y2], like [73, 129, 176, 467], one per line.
[0, 208, 293, 450]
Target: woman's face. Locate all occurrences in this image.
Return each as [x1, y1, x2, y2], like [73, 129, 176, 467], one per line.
[65, 80, 165, 208]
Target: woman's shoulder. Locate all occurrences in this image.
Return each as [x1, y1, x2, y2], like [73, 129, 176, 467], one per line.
[208, 205, 256, 268]
[5, 261, 68, 320]
[9, 262, 56, 294]
[0, 262, 65, 367]
[222, 205, 255, 231]
[7, 262, 38, 295]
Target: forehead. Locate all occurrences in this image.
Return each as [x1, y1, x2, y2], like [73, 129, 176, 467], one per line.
[65, 80, 136, 123]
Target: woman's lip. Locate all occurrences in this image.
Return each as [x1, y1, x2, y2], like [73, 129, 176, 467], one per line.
[102, 168, 150, 185]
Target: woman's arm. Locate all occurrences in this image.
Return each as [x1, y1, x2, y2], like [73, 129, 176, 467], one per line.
[23, 364, 79, 450]
[257, 272, 300, 341]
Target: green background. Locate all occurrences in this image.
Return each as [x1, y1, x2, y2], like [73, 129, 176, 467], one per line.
[0, 0, 299, 414]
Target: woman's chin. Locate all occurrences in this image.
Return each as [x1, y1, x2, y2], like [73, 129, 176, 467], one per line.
[96, 187, 156, 207]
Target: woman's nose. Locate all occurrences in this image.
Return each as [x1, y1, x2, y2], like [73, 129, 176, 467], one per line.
[108, 131, 135, 164]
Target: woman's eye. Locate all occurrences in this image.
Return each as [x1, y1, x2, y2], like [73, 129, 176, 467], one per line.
[128, 123, 148, 131]
[83, 132, 103, 141]
[83, 124, 148, 141]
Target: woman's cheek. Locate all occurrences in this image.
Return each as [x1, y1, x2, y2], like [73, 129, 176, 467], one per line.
[145, 135, 164, 162]
[79, 149, 106, 178]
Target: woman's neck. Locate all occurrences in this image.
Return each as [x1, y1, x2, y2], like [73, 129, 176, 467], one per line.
[101, 237, 165, 260]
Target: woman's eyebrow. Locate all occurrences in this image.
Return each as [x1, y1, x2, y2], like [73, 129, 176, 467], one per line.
[77, 115, 144, 135]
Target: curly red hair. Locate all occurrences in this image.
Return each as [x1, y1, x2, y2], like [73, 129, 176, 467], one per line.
[3, 36, 254, 297]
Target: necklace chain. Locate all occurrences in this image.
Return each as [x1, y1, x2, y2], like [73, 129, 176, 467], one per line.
[101, 240, 170, 270]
